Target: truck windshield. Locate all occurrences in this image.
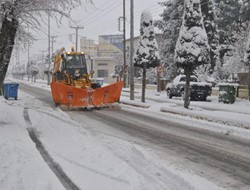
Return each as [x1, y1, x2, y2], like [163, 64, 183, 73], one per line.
[66, 54, 86, 68]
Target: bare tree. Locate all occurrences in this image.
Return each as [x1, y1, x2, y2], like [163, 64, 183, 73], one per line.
[0, 0, 92, 95]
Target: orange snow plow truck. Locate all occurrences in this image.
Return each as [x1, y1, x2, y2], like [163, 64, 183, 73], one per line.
[51, 48, 124, 109]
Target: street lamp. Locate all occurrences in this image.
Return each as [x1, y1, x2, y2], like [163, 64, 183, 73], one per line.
[47, 10, 51, 85]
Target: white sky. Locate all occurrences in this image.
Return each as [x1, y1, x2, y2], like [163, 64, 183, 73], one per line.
[18, 0, 164, 64]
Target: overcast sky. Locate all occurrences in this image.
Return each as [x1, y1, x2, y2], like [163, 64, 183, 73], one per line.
[18, 0, 164, 64]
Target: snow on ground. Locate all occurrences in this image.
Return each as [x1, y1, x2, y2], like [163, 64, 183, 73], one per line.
[120, 88, 250, 140]
[0, 94, 224, 190]
[0, 99, 65, 190]
[1, 78, 249, 190]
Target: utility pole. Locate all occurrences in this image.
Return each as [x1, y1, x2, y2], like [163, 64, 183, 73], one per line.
[50, 35, 57, 66]
[47, 11, 51, 85]
[27, 27, 30, 69]
[123, 0, 126, 88]
[248, 68, 250, 101]
[130, 0, 134, 100]
[15, 43, 20, 66]
[27, 41, 30, 66]
[70, 26, 84, 51]
[51, 35, 57, 54]
[41, 50, 46, 80]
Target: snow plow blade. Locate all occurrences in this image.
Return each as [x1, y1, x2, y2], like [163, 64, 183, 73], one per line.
[51, 81, 124, 109]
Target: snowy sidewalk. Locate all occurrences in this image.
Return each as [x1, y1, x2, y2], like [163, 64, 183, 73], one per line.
[121, 89, 250, 131]
[0, 100, 64, 190]
[160, 104, 250, 129]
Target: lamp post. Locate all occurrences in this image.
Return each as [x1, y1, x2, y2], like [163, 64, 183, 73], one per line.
[47, 11, 51, 85]
[130, 0, 134, 100]
[123, 0, 126, 88]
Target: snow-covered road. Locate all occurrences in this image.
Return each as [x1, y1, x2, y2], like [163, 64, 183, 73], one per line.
[1, 80, 250, 190]
[1, 89, 223, 190]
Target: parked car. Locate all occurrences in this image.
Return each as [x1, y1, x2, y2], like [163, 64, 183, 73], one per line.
[166, 75, 212, 101]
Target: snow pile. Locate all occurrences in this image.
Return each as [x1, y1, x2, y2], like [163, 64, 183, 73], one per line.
[160, 104, 250, 129]
[120, 89, 250, 139]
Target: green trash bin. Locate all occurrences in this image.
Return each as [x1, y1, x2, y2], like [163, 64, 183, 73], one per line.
[218, 83, 238, 104]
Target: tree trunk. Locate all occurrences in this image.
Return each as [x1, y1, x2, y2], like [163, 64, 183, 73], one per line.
[141, 63, 146, 102]
[209, 51, 216, 74]
[184, 68, 191, 109]
[0, 9, 18, 95]
[157, 70, 160, 92]
[248, 67, 250, 101]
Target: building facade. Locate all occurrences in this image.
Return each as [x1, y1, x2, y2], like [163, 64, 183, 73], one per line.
[125, 34, 163, 56]
[98, 35, 123, 57]
[92, 57, 117, 84]
[80, 37, 98, 57]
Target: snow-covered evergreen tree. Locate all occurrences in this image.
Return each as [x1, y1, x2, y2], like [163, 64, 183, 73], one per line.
[134, 10, 160, 102]
[156, 0, 217, 81]
[244, 29, 250, 101]
[244, 35, 250, 71]
[201, 0, 218, 74]
[240, 0, 250, 22]
[134, 10, 160, 69]
[194, 0, 219, 81]
[155, 0, 184, 81]
[215, 0, 241, 67]
[212, 0, 250, 80]
[175, 0, 210, 108]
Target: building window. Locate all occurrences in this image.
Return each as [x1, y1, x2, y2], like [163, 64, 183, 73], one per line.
[97, 63, 108, 66]
[97, 70, 108, 77]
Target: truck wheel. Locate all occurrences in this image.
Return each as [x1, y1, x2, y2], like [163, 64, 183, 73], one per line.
[167, 89, 172, 99]
[202, 96, 207, 101]
[169, 93, 172, 99]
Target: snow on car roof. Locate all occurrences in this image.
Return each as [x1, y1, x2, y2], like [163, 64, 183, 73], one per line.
[173, 75, 197, 83]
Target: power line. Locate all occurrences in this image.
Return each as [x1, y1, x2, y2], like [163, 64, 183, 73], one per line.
[81, 7, 163, 37]
[84, 1, 123, 25]
[78, 0, 121, 25]
[74, 0, 115, 24]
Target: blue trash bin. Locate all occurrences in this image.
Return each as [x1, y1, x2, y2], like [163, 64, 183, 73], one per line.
[3, 83, 19, 100]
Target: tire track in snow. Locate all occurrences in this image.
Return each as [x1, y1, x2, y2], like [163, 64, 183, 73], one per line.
[81, 109, 250, 189]
[23, 107, 80, 190]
